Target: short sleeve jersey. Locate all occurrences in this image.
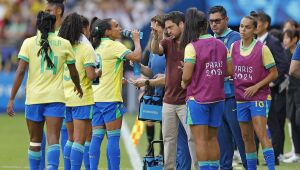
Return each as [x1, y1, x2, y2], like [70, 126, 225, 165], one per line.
[63, 42, 96, 106]
[93, 38, 131, 102]
[18, 33, 75, 104]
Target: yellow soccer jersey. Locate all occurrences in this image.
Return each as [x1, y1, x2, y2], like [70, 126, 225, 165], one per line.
[64, 42, 96, 106]
[184, 43, 196, 64]
[18, 33, 75, 104]
[54, 28, 59, 35]
[227, 39, 276, 69]
[93, 38, 131, 102]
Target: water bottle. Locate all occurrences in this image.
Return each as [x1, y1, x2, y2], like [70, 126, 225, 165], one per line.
[122, 29, 143, 39]
[133, 62, 141, 78]
[143, 96, 152, 104]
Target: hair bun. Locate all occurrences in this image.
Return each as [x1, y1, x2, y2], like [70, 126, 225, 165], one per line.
[250, 11, 257, 17]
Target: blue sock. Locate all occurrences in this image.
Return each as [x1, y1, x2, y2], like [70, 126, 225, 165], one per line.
[84, 142, 91, 170]
[107, 129, 121, 170]
[198, 161, 210, 170]
[61, 123, 68, 150]
[263, 148, 275, 170]
[106, 144, 112, 170]
[89, 129, 105, 170]
[28, 149, 42, 170]
[47, 144, 60, 170]
[40, 132, 46, 170]
[246, 152, 257, 170]
[63, 140, 73, 170]
[71, 142, 85, 170]
[209, 160, 219, 170]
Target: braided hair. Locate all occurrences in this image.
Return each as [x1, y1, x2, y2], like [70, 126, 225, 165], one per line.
[90, 18, 112, 48]
[36, 11, 56, 68]
[58, 12, 82, 45]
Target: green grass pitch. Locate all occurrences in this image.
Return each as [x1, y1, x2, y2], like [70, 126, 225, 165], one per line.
[0, 113, 299, 169]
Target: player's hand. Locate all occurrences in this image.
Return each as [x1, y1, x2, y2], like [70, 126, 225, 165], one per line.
[153, 22, 164, 39]
[74, 86, 83, 98]
[96, 69, 102, 78]
[153, 73, 165, 79]
[244, 85, 259, 98]
[122, 77, 128, 85]
[7, 100, 15, 117]
[178, 61, 184, 71]
[152, 25, 159, 40]
[131, 29, 140, 42]
[130, 78, 146, 88]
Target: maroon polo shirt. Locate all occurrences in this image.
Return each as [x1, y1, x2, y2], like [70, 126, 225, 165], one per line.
[161, 37, 186, 105]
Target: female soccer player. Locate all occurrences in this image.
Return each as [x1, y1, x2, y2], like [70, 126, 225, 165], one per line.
[89, 18, 142, 169]
[45, 2, 70, 161]
[80, 14, 97, 170]
[180, 8, 227, 170]
[59, 13, 100, 170]
[45, 0, 65, 33]
[228, 16, 278, 170]
[7, 11, 82, 170]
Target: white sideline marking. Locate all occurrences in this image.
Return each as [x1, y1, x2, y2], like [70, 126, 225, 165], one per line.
[121, 119, 143, 170]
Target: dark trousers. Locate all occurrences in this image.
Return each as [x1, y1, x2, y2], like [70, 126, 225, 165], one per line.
[287, 88, 300, 154]
[267, 91, 287, 157]
[218, 97, 247, 170]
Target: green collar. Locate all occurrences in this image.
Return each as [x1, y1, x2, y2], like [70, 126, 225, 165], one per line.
[101, 38, 111, 41]
[214, 28, 231, 38]
[240, 38, 256, 50]
[199, 34, 213, 39]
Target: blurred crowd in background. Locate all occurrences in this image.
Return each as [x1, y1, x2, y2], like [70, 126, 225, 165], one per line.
[1, 0, 299, 74]
[0, 0, 178, 72]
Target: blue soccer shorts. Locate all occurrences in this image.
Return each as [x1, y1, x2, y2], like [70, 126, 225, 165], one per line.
[92, 102, 127, 127]
[237, 100, 271, 122]
[25, 102, 65, 122]
[186, 99, 225, 127]
[65, 105, 93, 123]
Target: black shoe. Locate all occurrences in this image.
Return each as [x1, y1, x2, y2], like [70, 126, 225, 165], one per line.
[275, 158, 280, 166]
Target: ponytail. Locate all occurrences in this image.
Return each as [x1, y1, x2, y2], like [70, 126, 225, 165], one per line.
[36, 11, 56, 68]
[90, 18, 112, 48]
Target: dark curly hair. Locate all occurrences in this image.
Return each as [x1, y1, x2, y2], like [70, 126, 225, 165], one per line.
[58, 12, 82, 45]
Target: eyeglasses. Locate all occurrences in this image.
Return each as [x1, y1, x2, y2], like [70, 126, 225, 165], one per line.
[209, 18, 225, 24]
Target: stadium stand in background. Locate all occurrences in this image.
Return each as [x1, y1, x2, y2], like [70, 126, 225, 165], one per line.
[0, 0, 178, 72]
